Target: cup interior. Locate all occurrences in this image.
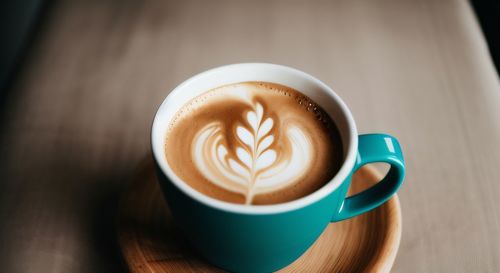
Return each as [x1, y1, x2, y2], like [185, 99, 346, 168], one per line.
[152, 63, 358, 214]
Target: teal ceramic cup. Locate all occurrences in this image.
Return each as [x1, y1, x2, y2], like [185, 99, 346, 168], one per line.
[151, 63, 405, 273]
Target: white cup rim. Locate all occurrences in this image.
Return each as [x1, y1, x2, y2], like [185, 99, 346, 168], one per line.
[151, 63, 358, 214]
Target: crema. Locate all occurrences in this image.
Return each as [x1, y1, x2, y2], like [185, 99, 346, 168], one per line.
[165, 82, 343, 205]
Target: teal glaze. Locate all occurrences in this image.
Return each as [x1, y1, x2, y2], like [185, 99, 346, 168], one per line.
[155, 133, 405, 273]
[332, 134, 405, 222]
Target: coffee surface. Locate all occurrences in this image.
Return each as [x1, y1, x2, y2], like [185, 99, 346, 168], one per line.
[165, 82, 343, 205]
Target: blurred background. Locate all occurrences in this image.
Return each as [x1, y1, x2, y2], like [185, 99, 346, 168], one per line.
[1, 0, 499, 272]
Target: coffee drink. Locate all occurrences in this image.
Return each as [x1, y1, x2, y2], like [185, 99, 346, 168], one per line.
[165, 82, 343, 205]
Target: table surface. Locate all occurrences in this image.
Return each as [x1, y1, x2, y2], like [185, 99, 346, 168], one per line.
[1, 0, 499, 272]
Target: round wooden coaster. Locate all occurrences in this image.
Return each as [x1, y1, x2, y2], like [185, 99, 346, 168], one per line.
[116, 158, 401, 273]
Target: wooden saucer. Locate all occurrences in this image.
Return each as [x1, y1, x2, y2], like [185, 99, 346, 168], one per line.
[116, 158, 401, 273]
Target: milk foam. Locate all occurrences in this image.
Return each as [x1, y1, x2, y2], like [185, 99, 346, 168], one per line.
[165, 82, 343, 205]
[191, 95, 313, 204]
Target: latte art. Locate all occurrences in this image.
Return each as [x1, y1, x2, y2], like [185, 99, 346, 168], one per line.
[165, 82, 343, 205]
[192, 102, 312, 204]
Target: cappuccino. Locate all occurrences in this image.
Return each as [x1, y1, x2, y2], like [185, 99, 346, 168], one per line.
[165, 82, 343, 205]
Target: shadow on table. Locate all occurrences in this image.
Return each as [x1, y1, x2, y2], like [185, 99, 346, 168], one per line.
[470, 0, 500, 76]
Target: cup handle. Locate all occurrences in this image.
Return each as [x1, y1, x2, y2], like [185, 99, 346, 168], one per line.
[331, 134, 405, 222]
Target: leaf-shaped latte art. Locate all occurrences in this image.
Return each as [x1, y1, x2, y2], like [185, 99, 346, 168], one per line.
[192, 102, 312, 204]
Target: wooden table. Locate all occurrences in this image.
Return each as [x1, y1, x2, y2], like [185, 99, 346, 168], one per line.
[1, 0, 499, 272]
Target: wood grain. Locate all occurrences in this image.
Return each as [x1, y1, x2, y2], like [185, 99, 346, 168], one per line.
[0, 0, 499, 272]
[117, 160, 401, 273]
